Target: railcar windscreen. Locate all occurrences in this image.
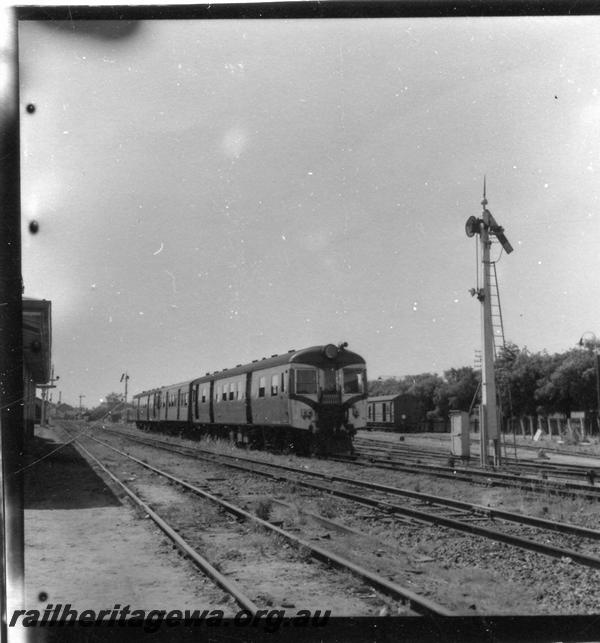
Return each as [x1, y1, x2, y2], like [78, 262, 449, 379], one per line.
[342, 368, 365, 394]
[295, 369, 317, 394]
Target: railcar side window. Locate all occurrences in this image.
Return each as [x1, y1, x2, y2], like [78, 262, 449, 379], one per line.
[258, 376, 266, 398]
[201, 387, 207, 403]
[229, 384, 235, 401]
[271, 374, 279, 396]
[236, 381, 243, 400]
[343, 368, 365, 394]
[295, 369, 317, 394]
[222, 383, 228, 401]
[281, 372, 286, 393]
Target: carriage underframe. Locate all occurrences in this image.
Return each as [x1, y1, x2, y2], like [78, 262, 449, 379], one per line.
[136, 419, 354, 456]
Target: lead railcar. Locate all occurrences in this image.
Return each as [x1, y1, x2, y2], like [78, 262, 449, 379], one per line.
[133, 343, 367, 455]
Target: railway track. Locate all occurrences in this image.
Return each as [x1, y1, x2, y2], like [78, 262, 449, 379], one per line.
[92, 425, 600, 573]
[351, 438, 600, 498]
[382, 430, 600, 458]
[356, 434, 599, 470]
[360, 433, 600, 472]
[62, 426, 458, 618]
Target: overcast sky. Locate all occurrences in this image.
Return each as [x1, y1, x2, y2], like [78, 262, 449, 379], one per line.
[18, 15, 600, 408]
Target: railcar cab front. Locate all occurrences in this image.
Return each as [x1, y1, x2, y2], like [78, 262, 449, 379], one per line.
[288, 344, 367, 450]
[289, 343, 367, 402]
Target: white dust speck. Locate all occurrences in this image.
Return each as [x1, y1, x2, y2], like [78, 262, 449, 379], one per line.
[222, 128, 248, 159]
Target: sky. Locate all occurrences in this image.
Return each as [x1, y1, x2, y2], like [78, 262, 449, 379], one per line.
[18, 14, 600, 408]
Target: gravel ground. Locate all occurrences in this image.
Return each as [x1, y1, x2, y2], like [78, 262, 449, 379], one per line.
[88, 423, 600, 615]
[73, 428, 413, 617]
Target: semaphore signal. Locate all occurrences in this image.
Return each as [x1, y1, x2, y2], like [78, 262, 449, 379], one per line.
[466, 178, 514, 467]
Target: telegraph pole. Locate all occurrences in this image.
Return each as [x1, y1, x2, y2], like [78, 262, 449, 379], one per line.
[466, 180, 513, 467]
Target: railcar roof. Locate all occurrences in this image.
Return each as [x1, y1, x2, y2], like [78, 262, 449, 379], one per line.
[132, 379, 192, 398]
[190, 345, 365, 385]
[132, 344, 365, 397]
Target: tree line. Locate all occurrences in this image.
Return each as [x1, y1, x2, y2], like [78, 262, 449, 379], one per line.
[368, 342, 600, 425]
[86, 392, 134, 422]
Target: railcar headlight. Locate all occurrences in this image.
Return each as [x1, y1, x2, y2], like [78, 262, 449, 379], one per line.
[301, 409, 313, 420]
[323, 344, 338, 359]
[352, 407, 360, 418]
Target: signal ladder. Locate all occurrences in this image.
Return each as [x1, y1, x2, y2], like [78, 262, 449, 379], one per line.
[486, 257, 516, 460]
[487, 260, 506, 359]
[473, 260, 506, 367]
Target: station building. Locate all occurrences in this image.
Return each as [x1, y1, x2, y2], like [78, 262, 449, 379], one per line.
[23, 297, 52, 438]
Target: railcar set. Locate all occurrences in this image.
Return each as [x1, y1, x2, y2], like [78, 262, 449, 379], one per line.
[133, 343, 367, 455]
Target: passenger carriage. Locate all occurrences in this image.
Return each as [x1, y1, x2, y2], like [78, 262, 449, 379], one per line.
[133, 343, 367, 455]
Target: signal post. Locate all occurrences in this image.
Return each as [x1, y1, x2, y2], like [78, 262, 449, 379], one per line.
[466, 183, 513, 467]
[479, 210, 500, 466]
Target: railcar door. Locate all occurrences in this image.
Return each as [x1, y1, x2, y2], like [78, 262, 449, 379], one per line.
[152, 391, 159, 420]
[192, 383, 199, 421]
[209, 380, 215, 423]
[321, 367, 340, 404]
[245, 372, 253, 424]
